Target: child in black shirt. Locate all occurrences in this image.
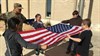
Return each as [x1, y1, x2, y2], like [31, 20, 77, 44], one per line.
[67, 19, 92, 56]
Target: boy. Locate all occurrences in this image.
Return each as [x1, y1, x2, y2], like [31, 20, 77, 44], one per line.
[32, 14, 45, 29]
[32, 14, 45, 55]
[3, 17, 47, 56]
[67, 19, 92, 56]
[62, 10, 82, 56]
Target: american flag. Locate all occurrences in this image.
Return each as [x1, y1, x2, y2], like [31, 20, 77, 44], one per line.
[19, 23, 83, 46]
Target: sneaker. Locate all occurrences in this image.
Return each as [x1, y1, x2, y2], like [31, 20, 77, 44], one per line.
[40, 50, 45, 54]
[35, 49, 40, 55]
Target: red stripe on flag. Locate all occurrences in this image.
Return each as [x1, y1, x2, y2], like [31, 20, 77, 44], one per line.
[22, 30, 49, 39]
[38, 33, 58, 45]
[19, 28, 44, 34]
[28, 32, 54, 43]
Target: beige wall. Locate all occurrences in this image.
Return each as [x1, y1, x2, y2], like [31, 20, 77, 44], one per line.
[1, 0, 100, 25]
[30, 0, 46, 19]
[1, 0, 46, 19]
[51, 0, 76, 21]
[82, 0, 90, 19]
[82, 0, 100, 24]
[1, 0, 29, 18]
[80, 0, 100, 31]
[1, 0, 6, 13]
[91, 0, 100, 24]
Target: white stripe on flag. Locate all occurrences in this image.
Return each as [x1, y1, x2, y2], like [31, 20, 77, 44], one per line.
[20, 29, 47, 37]
[24, 31, 52, 41]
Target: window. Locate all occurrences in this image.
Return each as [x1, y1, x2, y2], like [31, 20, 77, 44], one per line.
[46, 0, 51, 17]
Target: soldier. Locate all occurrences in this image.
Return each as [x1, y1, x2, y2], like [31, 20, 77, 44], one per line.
[0, 3, 27, 31]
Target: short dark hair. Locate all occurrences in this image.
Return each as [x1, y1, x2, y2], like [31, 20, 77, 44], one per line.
[35, 14, 41, 18]
[82, 19, 91, 27]
[72, 10, 79, 15]
[8, 17, 20, 29]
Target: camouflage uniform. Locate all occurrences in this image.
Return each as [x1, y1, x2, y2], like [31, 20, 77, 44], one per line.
[0, 11, 26, 31]
[0, 3, 27, 31]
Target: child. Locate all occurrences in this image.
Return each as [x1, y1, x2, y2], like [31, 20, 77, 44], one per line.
[3, 17, 47, 56]
[32, 14, 45, 55]
[62, 10, 82, 56]
[32, 14, 45, 29]
[67, 19, 92, 56]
